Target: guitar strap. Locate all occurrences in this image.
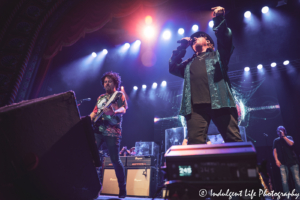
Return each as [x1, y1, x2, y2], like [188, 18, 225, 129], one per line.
[97, 91, 120, 114]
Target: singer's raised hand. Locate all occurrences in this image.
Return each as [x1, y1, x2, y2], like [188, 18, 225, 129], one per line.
[211, 6, 225, 17]
[178, 37, 191, 49]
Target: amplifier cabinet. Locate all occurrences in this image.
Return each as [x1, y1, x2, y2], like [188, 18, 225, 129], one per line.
[127, 156, 156, 167]
[103, 156, 126, 167]
[101, 168, 119, 195]
[126, 167, 157, 197]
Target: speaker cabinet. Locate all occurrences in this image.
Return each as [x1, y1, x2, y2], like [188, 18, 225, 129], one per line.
[126, 167, 157, 197]
[101, 168, 119, 195]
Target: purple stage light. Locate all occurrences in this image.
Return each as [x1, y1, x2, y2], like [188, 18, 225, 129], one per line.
[244, 67, 250, 72]
[124, 43, 130, 48]
[244, 11, 251, 18]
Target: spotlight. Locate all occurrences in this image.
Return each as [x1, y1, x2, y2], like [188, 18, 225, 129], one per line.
[257, 64, 263, 69]
[262, 6, 269, 14]
[283, 60, 289, 65]
[152, 82, 157, 88]
[142, 85, 147, 89]
[192, 25, 198, 32]
[161, 81, 167, 87]
[244, 67, 250, 71]
[135, 40, 141, 45]
[244, 11, 251, 18]
[144, 26, 155, 38]
[103, 49, 108, 54]
[121, 86, 124, 90]
[124, 43, 130, 48]
[92, 52, 97, 57]
[271, 62, 277, 67]
[162, 30, 171, 40]
[145, 15, 152, 25]
[178, 28, 184, 35]
[133, 86, 138, 90]
[209, 21, 214, 28]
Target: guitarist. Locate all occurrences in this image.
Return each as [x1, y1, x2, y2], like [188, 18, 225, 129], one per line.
[90, 71, 128, 198]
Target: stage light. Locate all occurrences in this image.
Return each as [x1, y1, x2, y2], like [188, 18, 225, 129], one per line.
[92, 52, 97, 57]
[283, 60, 289, 65]
[121, 86, 124, 90]
[133, 86, 138, 90]
[178, 28, 184, 35]
[152, 82, 157, 89]
[124, 43, 130, 48]
[209, 20, 214, 28]
[161, 81, 167, 87]
[192, 25, 198, 32]
[244, 67, 250, 71]
[162, 30, 171, 40]
[244, 11, 251, 18]
[271, 62, 277, 67]
[103, 49, 108, 54]
[262, 6, 269, 14]
[142, 84, 147, 89]
[135, 40, 141, 45]
[154, 117, 159, 122]
[145, 15, 152, 25]
[257, 64, 263, 69]
[144, 26, 155, 38]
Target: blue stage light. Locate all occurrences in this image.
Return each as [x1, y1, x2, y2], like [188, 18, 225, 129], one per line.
[92, 52, 97, 57]
[142, 85, 147, 89]
[152, 82, 157, 89]
[124, 43, 130, 48]
[244, 11, 251, 18]
[257, 64, 263, 69]
[103, 49, 108, 54]
[283, 60, 289, 65]
[209, 21, 214, 28]
[244, 67, 250, 71]
[161, 81, 167, 87]
[162, 30, 171, 40]
[133, 86, 138, 90]
[262, 6, 269, 14]
[178, 28, 184, 35]
[271, 62, 277, 67]
[192, 25, 198, 32]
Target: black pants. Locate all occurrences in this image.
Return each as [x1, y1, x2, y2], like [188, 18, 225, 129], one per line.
[94, 133, 126, 190]
[185, 104, 243, 144]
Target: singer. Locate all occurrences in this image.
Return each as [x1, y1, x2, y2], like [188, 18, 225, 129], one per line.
[273, 126, 300, 194]
[169, 6, 242, 144]
[89, 71, 128, 198]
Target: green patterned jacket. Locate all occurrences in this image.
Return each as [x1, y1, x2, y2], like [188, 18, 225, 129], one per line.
[169, 15, 236, 116]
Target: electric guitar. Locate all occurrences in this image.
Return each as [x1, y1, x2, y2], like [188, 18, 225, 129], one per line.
[92, 91, 120, 132]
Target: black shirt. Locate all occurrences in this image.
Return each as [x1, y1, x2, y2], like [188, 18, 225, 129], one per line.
[190, 52, 211, 104]
[273, 136, 298, 166]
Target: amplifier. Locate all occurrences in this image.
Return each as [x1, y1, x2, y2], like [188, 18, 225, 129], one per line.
[165, 142, 259, 187]
[126, 167, 157, 197]
[103, 156, 126, 167]
[127, 156, 156, 167]
[101, 168, 119, 195]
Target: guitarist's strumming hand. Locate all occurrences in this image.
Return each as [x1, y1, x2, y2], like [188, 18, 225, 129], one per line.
[103, 106, 115, 116]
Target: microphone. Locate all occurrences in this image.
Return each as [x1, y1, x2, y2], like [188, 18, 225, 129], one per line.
[77, 98, 91, 105]
[177, 39, 190, 45]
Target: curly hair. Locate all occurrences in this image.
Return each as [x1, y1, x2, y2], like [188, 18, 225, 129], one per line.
[277, 126, 287, 135]
[101, 71, 121, 91]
